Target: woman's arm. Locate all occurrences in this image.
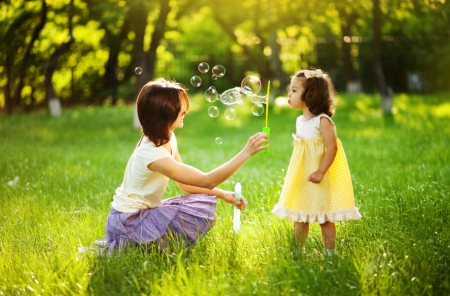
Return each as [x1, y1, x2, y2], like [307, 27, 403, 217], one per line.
[172, 151, 223, 195]
[307, 117, 338, 184]
[178, 183, 247, 209]
[172, 152, 247, 209]
[149, 132, 268, 190]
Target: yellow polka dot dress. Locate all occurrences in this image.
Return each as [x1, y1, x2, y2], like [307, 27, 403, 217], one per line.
[272, 114, 362, 224]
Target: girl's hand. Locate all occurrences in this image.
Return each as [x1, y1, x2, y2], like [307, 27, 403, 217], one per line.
[243, 132, 269, 156]
[308, 171, 324, 184]
[218, 190, 247, 210]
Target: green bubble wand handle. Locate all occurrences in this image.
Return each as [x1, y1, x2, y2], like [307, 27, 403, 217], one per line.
[233, 182, 242, 234]
[262, 81, 271, 154]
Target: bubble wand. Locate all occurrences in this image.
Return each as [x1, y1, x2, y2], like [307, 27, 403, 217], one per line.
[262, 81, 270, 154]
[233, 182, 242, 234]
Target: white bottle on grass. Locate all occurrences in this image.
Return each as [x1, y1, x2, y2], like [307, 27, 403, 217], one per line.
[233, 183, 242, 234]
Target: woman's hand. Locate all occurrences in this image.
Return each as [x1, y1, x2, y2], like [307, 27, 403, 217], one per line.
[217, 189, 247, 210]
[243, 132, 269, 156]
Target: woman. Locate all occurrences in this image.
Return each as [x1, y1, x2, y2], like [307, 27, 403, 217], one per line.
[106, 78, 268, 252]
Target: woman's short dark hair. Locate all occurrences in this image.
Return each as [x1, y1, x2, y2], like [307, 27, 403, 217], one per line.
[136, 78, 190, 147]
[292, 68, 337, 117]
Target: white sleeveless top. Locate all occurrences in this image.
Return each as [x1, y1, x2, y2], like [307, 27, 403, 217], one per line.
[294, 114, 336, 140]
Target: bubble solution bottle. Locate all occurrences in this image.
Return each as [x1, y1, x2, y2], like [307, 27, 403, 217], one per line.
[233, 183, 242, 234]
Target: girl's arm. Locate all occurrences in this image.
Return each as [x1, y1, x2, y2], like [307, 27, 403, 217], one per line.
[307, 117, 338, 184]
[149, 131, 268, 189]
[173, 151, 247, 209]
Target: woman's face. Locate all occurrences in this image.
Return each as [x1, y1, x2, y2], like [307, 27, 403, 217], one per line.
[287, 77, 306, 110]
[169, 108, 187, 131]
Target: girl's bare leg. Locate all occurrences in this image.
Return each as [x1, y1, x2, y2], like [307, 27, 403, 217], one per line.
[294, 222, 309, 246]
[319, 221, 336, 249]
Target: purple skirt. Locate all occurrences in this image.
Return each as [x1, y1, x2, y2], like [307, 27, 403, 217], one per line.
[106, 194, 217, 252]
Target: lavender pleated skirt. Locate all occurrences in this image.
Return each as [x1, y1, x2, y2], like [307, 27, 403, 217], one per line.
[106, 194, 217, 252]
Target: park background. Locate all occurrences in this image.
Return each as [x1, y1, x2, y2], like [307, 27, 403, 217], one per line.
[1, 0, 450, 114]
[1, 0, 450, 295]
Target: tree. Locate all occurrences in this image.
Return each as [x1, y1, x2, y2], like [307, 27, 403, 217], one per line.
[1, 0, 449, 115]
[382, 0, 450, 92]
[101, 18, 130, 105]
[210, 0, 272, 83]
[205, 0, 307, 92]
[334, 1, 366, 93]
[44, 0, 75, 116]
[131, 0, 171, 128]
[0, 0, 47, 114]
[86, 0, 132, 105]
[13, 0, 47, 113]
[372, 0, 392, 114]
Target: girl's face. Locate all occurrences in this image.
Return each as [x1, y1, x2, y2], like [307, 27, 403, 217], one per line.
[169, 108, 187, 130]
[287, 77, 306, 109]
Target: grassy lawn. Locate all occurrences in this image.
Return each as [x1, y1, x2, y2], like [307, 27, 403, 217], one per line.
[0, 93, 449, 295]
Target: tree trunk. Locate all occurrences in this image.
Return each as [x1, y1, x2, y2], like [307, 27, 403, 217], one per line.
[340, 12, 361, 93]
[70, 67, 76, 105]
[102, 46, 120, 105]
[13, 0, 47, 112]
[102, 16, 130, 105]
[133, 0, 171, 129]
[212, 12, 271, 82]
[4, 54, 13, 115]
[372, 0, 392, 114]
[269, 31, 289, 96]
[44, 0, 75, 116]
[129, 2, 150, 128]
[146, 0, 171, 81]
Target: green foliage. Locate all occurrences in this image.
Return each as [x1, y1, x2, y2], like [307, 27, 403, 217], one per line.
[2, 0, 449, 112]
[1, 93, 449, 295]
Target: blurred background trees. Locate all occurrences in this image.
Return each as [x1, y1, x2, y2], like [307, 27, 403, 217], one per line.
[1, 0, 449, 115]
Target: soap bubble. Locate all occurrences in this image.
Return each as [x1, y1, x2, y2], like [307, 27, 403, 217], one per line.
[208, 106, 220, 118]
[211, 74, 218, 81]
[252, 36, 261, 44]
[190, 76, 202, 87]
[241, 75, 261, 95]
[252, 104, 265, 116]
[135, 67, 142, 75]
[220, 87, 245, 105]
[204, 86, 219, 103]
[212, 65, 226, 77]
[224, 108, 236, 120]
[215, 137, 223, 145]
[198, 62, 209, 73]
[251, 94, 267, 104]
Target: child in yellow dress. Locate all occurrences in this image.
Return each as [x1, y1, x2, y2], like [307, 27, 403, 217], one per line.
[272, 68, 362, 256]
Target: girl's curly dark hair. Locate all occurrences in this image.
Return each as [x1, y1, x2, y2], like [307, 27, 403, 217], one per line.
[292, 67, 337, 117]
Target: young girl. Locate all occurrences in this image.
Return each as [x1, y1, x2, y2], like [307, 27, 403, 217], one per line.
[105, 78, 268, 252]
[272, 68, 361, 256]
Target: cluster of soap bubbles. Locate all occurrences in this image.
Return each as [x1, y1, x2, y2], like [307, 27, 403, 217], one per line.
[136, 61, 267, 145]
[191, 63, 226, 88]
[191, 62, 267, 144]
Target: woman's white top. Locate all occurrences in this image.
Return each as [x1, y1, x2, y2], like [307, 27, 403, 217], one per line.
[111, 133, 177, 213]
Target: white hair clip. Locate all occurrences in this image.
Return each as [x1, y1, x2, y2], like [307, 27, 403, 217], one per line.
[302, 69, 324, 79]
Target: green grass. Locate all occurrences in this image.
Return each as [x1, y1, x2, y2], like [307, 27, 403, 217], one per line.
[1, 92, 449, 295]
